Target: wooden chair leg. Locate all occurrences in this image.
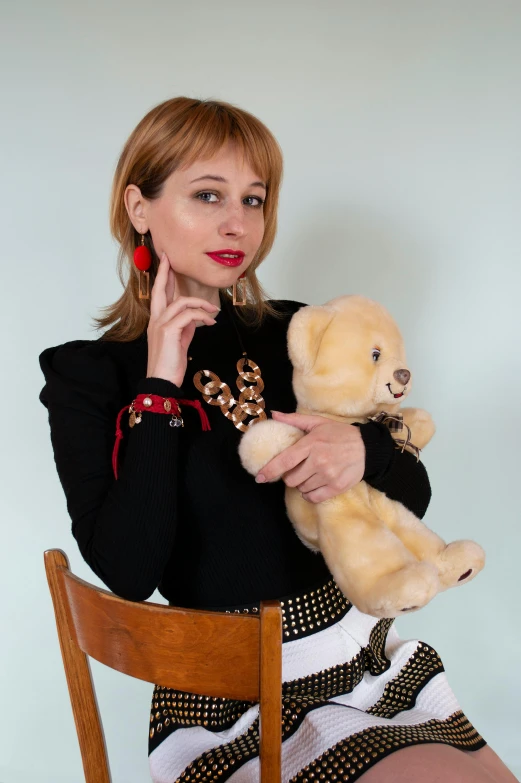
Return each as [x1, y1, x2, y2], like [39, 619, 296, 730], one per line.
[45, 549, 111, 783]
[259, 600, 283, 782]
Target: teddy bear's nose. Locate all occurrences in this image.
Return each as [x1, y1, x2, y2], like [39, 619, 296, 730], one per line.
[394, 369, 410, 387]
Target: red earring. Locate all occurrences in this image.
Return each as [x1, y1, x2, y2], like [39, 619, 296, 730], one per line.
[134, 234, 151, 300]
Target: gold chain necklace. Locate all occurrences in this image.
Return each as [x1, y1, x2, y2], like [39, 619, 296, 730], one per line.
[189, 297, 269, 431]
[191, 352, 267, 432]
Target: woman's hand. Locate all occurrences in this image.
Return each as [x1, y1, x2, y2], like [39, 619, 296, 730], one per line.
[146, 252, 220, 386]
[255, 411, 365, 503]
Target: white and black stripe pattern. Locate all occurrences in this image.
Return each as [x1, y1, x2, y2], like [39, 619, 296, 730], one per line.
[148, 581, 485, 783]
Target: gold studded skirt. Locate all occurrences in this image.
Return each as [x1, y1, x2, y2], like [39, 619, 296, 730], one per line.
[148, 576, 485, 783]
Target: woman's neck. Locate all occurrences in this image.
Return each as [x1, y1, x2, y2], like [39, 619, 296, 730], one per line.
[173, 274, 221, 309]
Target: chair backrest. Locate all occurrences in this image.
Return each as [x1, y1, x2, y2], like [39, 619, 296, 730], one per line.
[44, 549, 282, 783]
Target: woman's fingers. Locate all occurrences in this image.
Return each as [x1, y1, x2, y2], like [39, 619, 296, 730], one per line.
[165, 255, 176, 307]
[145, 249, 221, 385]
[164, 307, 217, 332]
[149, 252, 169, 319]
[161, 295, 220, 324]
[146, 304, 217, 384]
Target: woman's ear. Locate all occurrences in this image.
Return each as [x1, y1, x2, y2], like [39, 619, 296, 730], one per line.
[124, 184, 148, 234]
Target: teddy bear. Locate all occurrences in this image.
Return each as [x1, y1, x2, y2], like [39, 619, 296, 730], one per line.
[238, 295, 485, 618]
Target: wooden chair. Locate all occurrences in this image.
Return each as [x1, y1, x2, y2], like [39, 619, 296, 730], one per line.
[44, 549, 283, 783]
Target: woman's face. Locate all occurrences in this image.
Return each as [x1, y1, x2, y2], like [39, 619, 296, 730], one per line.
[126, 142, 266, 292]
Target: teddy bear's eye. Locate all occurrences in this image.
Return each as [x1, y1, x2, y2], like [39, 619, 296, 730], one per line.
[372, 349, 381, 362]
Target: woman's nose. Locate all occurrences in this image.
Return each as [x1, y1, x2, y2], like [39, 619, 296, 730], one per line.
[220, 205, 246, 235]
[394, 368, 410, 386]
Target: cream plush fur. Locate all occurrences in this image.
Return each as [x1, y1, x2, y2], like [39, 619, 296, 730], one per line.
[238, 295, 485, 618]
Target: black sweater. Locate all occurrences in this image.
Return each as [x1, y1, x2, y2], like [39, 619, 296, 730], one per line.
[38, 296, 431, 606]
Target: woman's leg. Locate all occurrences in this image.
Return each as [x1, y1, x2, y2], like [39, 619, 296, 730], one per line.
[358, 743, 504, 783]
[466, 745, 520, 783]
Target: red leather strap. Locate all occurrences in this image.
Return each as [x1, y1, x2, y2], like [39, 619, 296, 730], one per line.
[112, 394, 211, 480]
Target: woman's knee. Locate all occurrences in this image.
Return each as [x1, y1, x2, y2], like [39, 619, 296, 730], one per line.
[358, 742, 496, 783]
[466, 745, 520, 783]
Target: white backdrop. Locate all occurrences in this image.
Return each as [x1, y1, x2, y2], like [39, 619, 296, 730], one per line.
[2, 1, 520, 780]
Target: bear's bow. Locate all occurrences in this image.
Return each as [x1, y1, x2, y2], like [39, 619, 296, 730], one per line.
[368, 412, 421, 461]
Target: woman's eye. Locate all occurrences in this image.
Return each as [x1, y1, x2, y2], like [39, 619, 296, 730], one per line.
[244, 195, 265, 208]
[196, 191, 218, 203]
[372, 350, 381, 362]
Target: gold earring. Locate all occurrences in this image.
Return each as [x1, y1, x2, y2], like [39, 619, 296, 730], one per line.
[232, 273, 247, 306]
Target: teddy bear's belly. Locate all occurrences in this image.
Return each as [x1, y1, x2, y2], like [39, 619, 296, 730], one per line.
[284, 483, 373, 552]
[285, 486, 321, 551]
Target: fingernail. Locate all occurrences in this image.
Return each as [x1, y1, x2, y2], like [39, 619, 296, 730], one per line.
[256, 474, 266, 483]
[271, 410, 282, 414]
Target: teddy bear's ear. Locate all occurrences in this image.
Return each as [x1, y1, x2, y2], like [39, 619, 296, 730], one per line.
[287, 305, 335, 374]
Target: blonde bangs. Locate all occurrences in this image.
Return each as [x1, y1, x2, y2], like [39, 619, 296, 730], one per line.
[178, 109, 275, 187]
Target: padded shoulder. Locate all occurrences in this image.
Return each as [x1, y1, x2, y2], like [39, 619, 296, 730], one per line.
[38, 338, 124, 417]
[267, 298, 309, 317]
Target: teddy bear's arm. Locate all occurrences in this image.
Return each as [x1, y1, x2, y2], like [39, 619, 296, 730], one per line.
[238, 419, 305, 479]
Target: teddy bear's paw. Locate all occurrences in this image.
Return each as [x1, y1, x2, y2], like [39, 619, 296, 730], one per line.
[436, 540, 486, 590]
[359, 562, 440, 619]
[400, 408, 436, 450]
[238, 419, 304, 477]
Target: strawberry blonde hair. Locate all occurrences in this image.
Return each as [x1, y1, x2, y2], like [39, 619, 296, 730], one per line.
[94, 96, 286, 342]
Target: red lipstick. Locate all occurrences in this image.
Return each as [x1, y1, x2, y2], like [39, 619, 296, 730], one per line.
[206, 249, 245, 267]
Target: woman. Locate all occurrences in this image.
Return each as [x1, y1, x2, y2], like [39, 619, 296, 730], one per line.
[38, 97, 517, 783]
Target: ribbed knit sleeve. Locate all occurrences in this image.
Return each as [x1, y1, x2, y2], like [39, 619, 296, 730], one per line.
[38, 340, 182, 601]
[357, 421, 432, 519]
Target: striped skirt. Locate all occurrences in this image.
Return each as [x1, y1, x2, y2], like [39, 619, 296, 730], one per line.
[148, 577, 485, 782]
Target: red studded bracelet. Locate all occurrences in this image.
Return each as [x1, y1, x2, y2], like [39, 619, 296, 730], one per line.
[112, 393, 211, 479]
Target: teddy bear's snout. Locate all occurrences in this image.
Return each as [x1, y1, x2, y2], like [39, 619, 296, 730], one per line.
[393, 369, 411, 387]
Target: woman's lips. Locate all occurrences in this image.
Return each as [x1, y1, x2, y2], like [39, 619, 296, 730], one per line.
[206, 252, 244, 267]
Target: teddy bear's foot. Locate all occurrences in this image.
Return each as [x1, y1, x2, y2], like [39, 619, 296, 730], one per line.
[435, 540, 486, 591]
[356, 561, 440, 619]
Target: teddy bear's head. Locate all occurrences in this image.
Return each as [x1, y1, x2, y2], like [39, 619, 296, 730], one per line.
[287, 295, 412, 418]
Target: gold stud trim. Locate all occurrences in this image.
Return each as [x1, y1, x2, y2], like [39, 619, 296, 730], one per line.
[288, 712, 485, 783]
[150, 705, 484, 782]
[367, 641, 444, 718]
[223, 579, 352, 641]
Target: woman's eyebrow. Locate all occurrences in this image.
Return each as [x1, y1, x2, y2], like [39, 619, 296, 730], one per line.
[190, 174, 267, 189]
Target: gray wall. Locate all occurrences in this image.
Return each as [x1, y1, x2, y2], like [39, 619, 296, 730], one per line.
[2, 1, 520, 780]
